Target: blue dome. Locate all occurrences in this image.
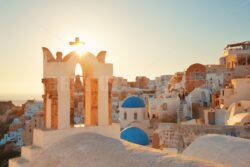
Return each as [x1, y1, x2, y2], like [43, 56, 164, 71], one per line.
[120, 127, 149, 146]
[122, 96, 145, 108]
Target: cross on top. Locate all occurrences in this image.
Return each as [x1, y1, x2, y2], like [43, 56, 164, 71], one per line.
[69, 37, 85, 45]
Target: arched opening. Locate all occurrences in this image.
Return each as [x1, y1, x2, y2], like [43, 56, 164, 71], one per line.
[73, 63, 85, 127]
[75, 63, 83, 82]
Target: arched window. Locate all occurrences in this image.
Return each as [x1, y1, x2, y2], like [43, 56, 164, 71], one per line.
[124, 112, 127, 120]
[134, 112, 138, 120]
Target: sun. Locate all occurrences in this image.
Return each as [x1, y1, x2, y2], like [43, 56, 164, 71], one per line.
[75, 63, 83, 76]
[73, 44, 87, 56]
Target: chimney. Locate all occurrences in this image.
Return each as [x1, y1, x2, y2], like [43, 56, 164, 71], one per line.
[56, 52, 63, 61]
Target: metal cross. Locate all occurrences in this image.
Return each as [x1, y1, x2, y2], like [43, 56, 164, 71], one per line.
[69, 37, 85, 45]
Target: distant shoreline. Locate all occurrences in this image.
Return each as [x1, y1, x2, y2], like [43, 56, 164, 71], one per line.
[0, 100, 43, 106]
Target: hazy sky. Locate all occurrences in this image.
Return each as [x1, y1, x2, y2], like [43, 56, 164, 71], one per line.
[0, 0, 250, 100]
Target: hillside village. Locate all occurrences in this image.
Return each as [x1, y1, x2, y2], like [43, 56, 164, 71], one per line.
[1, 40, 250, 167]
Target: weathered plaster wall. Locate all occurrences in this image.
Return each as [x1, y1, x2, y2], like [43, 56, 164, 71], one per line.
[156, 123, 250, 152]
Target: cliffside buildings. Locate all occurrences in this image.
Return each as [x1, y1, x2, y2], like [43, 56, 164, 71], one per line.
[220, 41, 250, 69]
[0, 100, 43, 148]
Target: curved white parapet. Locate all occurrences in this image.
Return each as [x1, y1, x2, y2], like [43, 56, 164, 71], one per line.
[183, 134, 250, 167]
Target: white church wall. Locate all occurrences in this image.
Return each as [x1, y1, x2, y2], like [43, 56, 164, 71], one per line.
[119, 108, 147, 129]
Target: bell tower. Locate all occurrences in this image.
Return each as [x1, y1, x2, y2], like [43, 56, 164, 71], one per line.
[42, 38, 113, 129]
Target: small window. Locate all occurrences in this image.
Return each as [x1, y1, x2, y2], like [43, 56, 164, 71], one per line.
[134, 112, 138, 120]
[124, 112, 127, 120]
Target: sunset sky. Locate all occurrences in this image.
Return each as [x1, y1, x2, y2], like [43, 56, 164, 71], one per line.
[0, 0, 250, 100]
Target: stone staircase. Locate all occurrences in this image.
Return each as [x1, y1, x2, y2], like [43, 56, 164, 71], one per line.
[9, 137, 46, 167]
[9, 145, 43, 167]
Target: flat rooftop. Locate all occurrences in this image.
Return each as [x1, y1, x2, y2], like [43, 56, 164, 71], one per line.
[225, 41, 250, 50]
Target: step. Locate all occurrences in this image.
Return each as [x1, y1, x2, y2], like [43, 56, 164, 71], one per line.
[9, 157, 29, 167]
[21, 145, 43, 161]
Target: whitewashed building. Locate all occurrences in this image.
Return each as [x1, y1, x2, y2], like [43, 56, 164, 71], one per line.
[219, 78, 250, 108]
[147, 97, 179, 120]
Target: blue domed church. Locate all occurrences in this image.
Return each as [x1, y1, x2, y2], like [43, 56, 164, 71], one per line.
[119, 96, 150, 145]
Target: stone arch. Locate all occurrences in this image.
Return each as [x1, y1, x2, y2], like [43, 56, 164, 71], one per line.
[60, 51, 95, 78]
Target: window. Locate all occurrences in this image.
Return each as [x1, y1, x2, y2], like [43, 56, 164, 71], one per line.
[134, 112, 138, 120]
[190, 72, 205, 80]
[124, 112, 127, 120]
